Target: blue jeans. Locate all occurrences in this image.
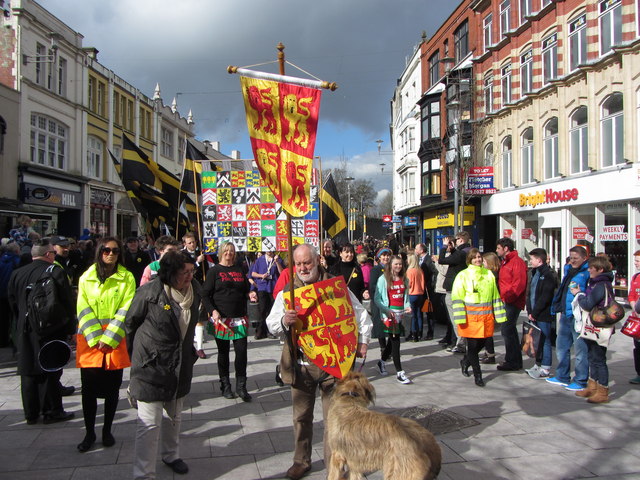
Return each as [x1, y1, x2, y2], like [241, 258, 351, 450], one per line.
[409, 295, 423, 335]
[585, 339, 608, 386]
[555, 314, 588, 385]
[537, 321, 553, 368]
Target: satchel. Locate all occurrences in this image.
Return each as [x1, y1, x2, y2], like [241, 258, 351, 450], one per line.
[589, 287, 625, 327]
[421, 291, 433, 313]
[521, 320, 543, 358]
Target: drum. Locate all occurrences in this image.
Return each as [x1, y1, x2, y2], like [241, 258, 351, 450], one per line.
[38, 340, 71, 372]
[621, 315, 640, 340]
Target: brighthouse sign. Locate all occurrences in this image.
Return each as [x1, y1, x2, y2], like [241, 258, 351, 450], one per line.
[520, 188, 579, 208]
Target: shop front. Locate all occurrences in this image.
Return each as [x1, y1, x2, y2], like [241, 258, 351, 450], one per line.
[482, 166, 640, 302]
[421, 205, 478, 254]
[89, 187, 113, 237]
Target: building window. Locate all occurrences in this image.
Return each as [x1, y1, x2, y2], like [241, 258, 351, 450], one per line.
[177, 134, 186, 163]
[120, 96, 127, 127]
[113, 92, 120, 126]
[521, 127, 534, 184]
[601, 92, 624, 167]
[483, 13, 493, 51]
[520, 50, 533, 95]
[454, 21, 469, 63]
[46, 50, 54, 91]
[88, 77, 95, 112]
[541, 0, 552, 6]
[484, 75, 494, 114]
[408, 126, 415, 152]
[500, 0, 511, 38]
[429, 51, 440, 87]
[520, 0, 531, 24]
[502, 135, 513, 188]
[501, 64, 512, 106]
[422, 158, 441, 196]
[421, 98, 440, 141]
[542, 33, 557, 85]
[569, 15, 587, 72]
[97, 82, 105, 117]
[484, 142, 494, 166]
[57, 57, 66, 96]
[161, 126, 174, 159]
[599, 0, 622, 56]
[0, 116, 6, 155]
[408, 171, 416, 203]
[543, 117, 559, 179]
[30, 114, 67, 169]
[127, 100, 134, 130]
[570, 106, 589, 173]
[35, 43, 45, 86]
[87, 135, 103, 179]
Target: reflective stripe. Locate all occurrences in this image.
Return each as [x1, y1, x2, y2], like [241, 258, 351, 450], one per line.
[79, 317, 101, 334]
[102, 328, 123, 346]
[77, 307, 93, 321]
[84, 328, 103, 345]
[110, 319, 125, 332]
[115, 308, 128, 318]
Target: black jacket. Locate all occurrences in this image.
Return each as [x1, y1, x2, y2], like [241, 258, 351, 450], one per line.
[329, 260, 365, 302]
[7, 259, 75, 375]
[125, 277, 205, 402]
[124, 248, 151, 286]
[419, 254, 438, 296]
[439, 243, 471, 292]
[526, 263, 558, 323]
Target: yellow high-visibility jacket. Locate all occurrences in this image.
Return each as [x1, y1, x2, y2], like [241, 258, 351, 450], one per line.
[451, 264, 506, 339]
[76, 264, 135, 369]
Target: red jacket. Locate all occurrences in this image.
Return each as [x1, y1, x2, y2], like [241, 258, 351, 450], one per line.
[498, 250, 528, 309]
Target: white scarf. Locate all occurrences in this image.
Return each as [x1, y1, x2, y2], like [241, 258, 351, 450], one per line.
[164, 283, 194, 341]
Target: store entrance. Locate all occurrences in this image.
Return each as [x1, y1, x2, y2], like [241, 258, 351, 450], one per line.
[542, 228, 562, 274]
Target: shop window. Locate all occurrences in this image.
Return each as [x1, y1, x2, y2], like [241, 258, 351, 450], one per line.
[569, 15, 587, 72]
[429, 51, 440, 87]
[502, 135, 513, 188]
[483, 13, 493, 51]
[500, 0, 511, 39]
[599, 0, 622, 56]
[570, 106, 588, 173]
[544, 117, 559, 179]
[542, 33, 558, 85]
[30, 113, 67, 169]
[484, 142, 494, 166]
[600, 92, 624, 167]
[87, 135, 103, 179]
[520, 50, 533, 95]
[521, 127, 534, 184]
[484, 75, 494, 114]
[501, 64, 512, 106]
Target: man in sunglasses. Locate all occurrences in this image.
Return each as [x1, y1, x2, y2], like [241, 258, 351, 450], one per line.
[7, 238, 76, 425]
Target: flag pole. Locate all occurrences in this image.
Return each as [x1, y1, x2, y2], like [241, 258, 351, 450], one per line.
[176, 144, 186, 242]
[317, 156, 323, 245]
[186, 141, 206, 280]
[278, 42, 298, 356]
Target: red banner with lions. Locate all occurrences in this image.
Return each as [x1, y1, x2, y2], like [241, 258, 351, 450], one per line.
[240, 76, 321, 217]
[284, 276, 357, 378]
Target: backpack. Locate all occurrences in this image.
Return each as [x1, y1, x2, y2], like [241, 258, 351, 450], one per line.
[26, 265, 68, 337]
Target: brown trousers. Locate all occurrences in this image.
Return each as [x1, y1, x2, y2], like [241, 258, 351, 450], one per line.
[290, 362, 335, 468]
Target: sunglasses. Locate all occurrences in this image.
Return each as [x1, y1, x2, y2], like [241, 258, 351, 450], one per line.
[101, 247, 121, 255]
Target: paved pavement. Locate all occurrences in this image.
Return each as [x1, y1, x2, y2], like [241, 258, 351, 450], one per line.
[1, 321, 639, 480]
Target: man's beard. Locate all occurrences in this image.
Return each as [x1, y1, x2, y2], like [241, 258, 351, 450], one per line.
[297, 265, 319, 284]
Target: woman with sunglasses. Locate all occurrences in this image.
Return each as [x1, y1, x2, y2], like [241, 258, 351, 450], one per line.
[75, 237, 136, 452]
[452, 248, 506, 387]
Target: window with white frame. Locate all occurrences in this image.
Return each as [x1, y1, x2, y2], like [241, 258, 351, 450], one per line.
[30, 114, 67, 169]
[484, 142, 494, 166]
[521, 127, 534, 184]
[542, 33, 558, 85]
[502, 135, 513, 188]
[569, 15, 587, 71]
[484, 75, 494, 114]
[46, 50, 54, 91]
[177, 134, 186, 164]
[570, 106, 589, 173]
[599, 0, 622, 55]
[35, 43, 45, 86]
[520, 0, 531, 24]
[500, 0, 511, 38]
[543, 117, 559, 179]
[454, 21, 469, 63]
[483, 13, 493, 51]
[408, 126, 415, 152]
[57, 57, 67, 97]
[408, 171, 416, 203]
[429, 51, 440, 87]
[161, 126, 174, 159]
[520, 50, 533, 95]
[541, 0, 552, 6]
[501, 64, 512, 106]
[87, 135, 103, 179]
[601, 92, 624, 167]
[97, 82, 105, 117]
[422, 158, 441, 196]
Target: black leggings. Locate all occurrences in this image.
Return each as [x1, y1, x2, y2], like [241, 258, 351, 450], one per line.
[80, 368, 123, 437]
[465, 338, 487, 376]
[379, 335, 402, 372]
[215, 336, 248, 378]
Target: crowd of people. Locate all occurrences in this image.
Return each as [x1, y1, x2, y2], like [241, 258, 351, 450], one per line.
[1, 214, 639, 480]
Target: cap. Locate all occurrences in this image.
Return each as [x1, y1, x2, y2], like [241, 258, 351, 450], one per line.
[50, 235, 70, 247]
[126, 236, 139, 243]
[376, 247, 391, 258]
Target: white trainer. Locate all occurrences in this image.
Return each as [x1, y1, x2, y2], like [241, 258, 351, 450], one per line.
[396, 370, 412, 384]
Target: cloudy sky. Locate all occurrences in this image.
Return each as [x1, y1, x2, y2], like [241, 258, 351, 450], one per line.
[39, 0, 460, 200]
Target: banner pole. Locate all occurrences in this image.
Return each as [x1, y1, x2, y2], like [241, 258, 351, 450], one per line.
[317, 156, 323, 245]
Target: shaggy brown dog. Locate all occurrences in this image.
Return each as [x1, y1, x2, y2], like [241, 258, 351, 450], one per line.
[326, 371, 441, 480]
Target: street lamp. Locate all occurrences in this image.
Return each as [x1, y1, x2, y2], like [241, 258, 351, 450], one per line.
[345, 176, 354, 242]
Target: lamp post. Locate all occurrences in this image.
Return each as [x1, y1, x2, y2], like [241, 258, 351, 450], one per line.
[345, 176, 354, 242]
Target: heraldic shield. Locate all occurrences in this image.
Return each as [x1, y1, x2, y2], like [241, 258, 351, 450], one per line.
[285, 276, 358, 378]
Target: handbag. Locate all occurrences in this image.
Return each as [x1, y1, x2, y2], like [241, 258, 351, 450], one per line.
[421, 290, 433, 313]
[521, 320, 542, 358]
[621, 314, 640, 339]
[589, 287, 625, 327]
[572, 294, 613, 346]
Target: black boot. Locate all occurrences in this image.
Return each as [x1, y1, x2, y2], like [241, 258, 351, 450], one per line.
[275, 365, 284, 387]
[460, 357, 471, 377]
[474, 373, 485, 387]
[220, 377, 236, 399]
[236, 376, 252, 402]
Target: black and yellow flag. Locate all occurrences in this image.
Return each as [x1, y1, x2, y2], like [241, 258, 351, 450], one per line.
[321, 173, 348, 243]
